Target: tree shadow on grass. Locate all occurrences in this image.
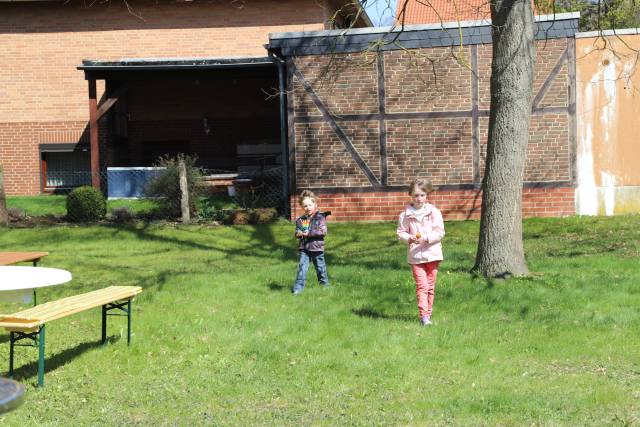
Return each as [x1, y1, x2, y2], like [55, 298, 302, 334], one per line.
[352, 306, 414, 323]
[8, 336, 121, 384]
[104, 223, 216, 252]
[266, 281, 288, 292]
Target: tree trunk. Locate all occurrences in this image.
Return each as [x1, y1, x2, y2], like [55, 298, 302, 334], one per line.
[0, 165, 8, 227]
[178, 159, 190, 223]
[473, 0, 535, 277]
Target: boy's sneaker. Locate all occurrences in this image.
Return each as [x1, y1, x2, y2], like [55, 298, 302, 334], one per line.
[292, 288, 303, 295]
[420, 316, 432, 326]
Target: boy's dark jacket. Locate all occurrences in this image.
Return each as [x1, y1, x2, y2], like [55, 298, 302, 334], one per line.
[295, 211, 327, 252]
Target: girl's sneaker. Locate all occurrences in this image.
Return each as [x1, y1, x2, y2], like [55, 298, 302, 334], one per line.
[420, 316, 432, 326]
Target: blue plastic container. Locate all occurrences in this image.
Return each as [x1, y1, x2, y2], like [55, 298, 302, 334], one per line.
[107, 167, 165, 199]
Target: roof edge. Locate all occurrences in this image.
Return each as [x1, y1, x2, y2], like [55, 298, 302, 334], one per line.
[270, 11, 580, 40]
[77, 56, 274, 71]
[576, 27, 640, 38]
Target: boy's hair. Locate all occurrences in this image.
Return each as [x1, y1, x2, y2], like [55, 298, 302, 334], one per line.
[408, 179, 434, 195]
[298, 190, 317, 205]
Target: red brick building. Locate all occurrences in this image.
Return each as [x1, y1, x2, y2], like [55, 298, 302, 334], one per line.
[1, 1, 581, 221]
[0, 0, 369, 194]
[268, 13, 579, 221]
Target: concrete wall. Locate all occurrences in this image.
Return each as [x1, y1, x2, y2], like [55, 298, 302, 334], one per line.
[575, 32, 640, 215]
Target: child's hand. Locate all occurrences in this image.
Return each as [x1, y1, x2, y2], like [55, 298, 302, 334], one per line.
[409, 235, 421, 245]
[295, 231, 303, 237]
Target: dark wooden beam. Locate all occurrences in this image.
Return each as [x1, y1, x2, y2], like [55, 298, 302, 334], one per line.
[470, 45, 481, 184]
[532, 47, 568, 110]
[567, 38, 577, 185]
[292, 65, 381, 186]
[97, 83, 129, 120]
[88, 79, 100, 189]
[377, 52, 388, 185]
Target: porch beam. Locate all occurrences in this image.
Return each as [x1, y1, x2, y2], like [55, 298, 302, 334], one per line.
[88, 78, 100, 189]
[97, 83, 129, 120]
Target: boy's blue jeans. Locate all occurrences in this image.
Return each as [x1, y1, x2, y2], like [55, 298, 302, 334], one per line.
[293, 250, 329, 293]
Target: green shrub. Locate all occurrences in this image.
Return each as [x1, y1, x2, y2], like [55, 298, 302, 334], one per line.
[66, 186, 106, 222]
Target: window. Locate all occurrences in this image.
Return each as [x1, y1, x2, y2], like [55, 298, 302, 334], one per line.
[40, 144, 91, 191]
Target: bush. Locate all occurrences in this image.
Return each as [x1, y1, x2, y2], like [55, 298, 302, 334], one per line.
[144, 154, 203, 219]
[7, 207, 26, 222]
[66, 186, 106, 222]
[110, 206, 134, 223]
[229, 210, 251, 225]
[250, 208, 278, 224]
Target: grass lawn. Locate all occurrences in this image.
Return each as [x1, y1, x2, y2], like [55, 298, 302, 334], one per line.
[0, 215, 638, 425]
[6, 195, 163, 217]
[7, 195, 239, 219]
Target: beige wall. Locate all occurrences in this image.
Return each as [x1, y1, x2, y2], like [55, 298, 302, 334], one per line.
[576, 33, 640, 215]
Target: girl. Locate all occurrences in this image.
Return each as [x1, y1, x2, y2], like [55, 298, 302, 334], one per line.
[397, 179, 445, 326]
[292, 190, 329, 295]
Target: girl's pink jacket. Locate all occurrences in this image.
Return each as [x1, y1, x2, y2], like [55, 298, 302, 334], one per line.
[397, 203, 445, 264]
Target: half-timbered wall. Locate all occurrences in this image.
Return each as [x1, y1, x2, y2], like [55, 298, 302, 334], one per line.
[277, 18, 578, 221]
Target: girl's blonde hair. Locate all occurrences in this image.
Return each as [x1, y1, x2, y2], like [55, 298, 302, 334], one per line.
[298, 190, 317, 205]
[408, 179, 434, 195]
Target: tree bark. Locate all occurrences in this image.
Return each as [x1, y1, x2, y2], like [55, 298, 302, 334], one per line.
[0, 165, 8, 227]
[473, 0, 535, 277]
[178, 159, 190, 223]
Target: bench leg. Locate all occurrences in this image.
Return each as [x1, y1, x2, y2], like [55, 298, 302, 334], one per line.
[38, 325, 45, 387]
[102, 299, 134, 346]
[9, 332, 15, 378]
[101, 304, 107, 345]
[127, 300, 132, 346]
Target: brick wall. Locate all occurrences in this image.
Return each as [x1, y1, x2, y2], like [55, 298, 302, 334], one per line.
[0, 0, 332, 194]
[289, 37, 576, 221]
[290, 187, 575, 222]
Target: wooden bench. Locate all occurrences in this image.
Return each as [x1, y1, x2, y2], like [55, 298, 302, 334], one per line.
[0, 252, 49, 267]
[0, 285, 142, 387]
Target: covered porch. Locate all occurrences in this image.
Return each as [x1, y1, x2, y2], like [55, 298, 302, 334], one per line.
[75, 57, 288, 207]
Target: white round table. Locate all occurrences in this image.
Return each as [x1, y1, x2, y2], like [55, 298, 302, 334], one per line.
[0, 266, 72, 304]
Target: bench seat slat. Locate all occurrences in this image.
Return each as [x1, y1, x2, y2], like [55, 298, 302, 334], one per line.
[6, 286, 140, 320]
[0, 286, 142, 331]
[10, 286, 140, 319]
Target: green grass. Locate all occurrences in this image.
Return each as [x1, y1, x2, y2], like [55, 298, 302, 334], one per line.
[7, 195, 162, 217]
[7, 195, 239, 218]
[0, 215, 638, 425]
[6, 195, 68, 216]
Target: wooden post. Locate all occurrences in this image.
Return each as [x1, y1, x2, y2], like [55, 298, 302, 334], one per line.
[88, 78, 100, 189]
[178, 159, 190, 223]
[0, 164, 8, 227]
